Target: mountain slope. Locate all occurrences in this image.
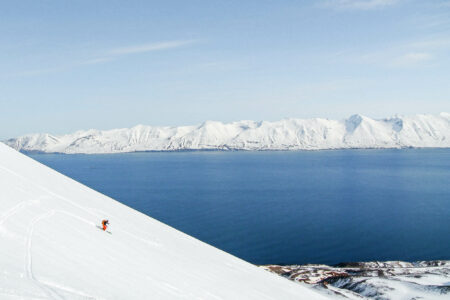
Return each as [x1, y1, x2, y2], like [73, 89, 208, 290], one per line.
[264, 261, 450, 299]
[6, 113, 450, 154]
[0, 142, 329, 299]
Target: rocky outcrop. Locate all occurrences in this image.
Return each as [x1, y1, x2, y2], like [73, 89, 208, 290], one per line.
[262, 260, 450, 299]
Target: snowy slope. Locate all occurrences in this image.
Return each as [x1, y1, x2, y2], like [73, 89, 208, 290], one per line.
[264, 261, 450, 299]
[0, 142, 329, 299]
[6, 113, 450, 154]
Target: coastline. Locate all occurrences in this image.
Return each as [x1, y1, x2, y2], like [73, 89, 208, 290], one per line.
[262, 260, 450, 299]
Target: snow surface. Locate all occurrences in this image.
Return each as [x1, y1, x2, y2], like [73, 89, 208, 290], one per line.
[0, 142, 329, 299]
[5, 113, 450, 154]
[264, 261, 450, 299]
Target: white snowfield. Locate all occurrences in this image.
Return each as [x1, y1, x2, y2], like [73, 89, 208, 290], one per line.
[6, 113, 450, 154]
[0, 142, 329, 300]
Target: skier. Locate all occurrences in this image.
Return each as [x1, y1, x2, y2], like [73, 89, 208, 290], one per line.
[101, 219, 109, 231]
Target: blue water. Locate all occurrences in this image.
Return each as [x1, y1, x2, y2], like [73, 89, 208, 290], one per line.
[29, 149, 450, 265]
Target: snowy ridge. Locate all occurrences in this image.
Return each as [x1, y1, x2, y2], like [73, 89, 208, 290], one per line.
[6, 113, 450, 154]
[0, 142, 328, 299]
[263, 260, 450, 299]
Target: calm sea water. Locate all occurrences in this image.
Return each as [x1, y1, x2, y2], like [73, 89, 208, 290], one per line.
[30, 149, 450, 265]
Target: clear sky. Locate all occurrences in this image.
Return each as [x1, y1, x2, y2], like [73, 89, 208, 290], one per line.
[1, 0, 449, 138]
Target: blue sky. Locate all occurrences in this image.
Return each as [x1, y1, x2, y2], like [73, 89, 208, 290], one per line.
[1, 0, 449, 138]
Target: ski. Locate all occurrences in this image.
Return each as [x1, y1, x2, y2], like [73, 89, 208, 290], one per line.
[96, 225, 112, 234]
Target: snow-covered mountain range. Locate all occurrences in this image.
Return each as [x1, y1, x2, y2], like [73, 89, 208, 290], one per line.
[6, 113, 450, 154]
[0, 142, 328, 299]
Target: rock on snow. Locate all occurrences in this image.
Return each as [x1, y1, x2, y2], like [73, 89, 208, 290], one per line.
[263, 261, 450, 299]
[0, 142, 329, 299]
[5, 113, 450, 154]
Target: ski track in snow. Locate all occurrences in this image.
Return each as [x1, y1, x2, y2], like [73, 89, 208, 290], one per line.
[26, 210, 63, 300]
[0, 164, 163, 299]
[0, 290, 50, 300]
[0, 164, 161, 247]
[0, 198, 41, 226]
[39, 280, 99, 300]
[25, 210, 99, 300]
[0, 164, 100, 220]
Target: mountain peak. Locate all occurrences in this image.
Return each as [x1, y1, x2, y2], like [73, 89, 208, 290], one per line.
[345, 114, 366, 132]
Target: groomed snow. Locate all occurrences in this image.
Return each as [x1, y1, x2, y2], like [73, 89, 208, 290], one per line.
[0, 143, 329, 299]
[6, 113, 450, 154]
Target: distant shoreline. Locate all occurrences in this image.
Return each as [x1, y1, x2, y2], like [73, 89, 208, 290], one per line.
[21, 146, 450, 155]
